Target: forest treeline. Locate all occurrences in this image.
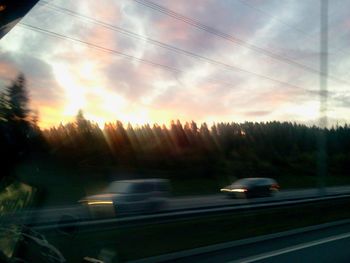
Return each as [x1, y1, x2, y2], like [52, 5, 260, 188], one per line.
[1, 74, 350, 181]
[44, 114, 350, 179]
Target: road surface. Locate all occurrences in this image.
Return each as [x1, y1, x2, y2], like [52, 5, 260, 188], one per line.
[171, 221, 350, 263]
[3, 185, 350, 226]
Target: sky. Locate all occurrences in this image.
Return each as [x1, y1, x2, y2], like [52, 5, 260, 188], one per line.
[0, 0, 350, 128]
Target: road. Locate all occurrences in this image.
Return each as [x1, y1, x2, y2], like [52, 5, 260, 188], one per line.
[3, 185, 350, 226]
[170, 222, 350, 263]
[168, 185, 350, 210]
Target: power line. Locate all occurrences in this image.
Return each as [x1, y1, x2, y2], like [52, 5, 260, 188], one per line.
[19, 23, 181, 73]
[39, 0, 350, 62]
[13, 23, 252, 93]
[237, 0, 350, 58]
[35, 1, 326, 97]
[237, 0, 315, 40]
[18, 23, 319, 95]
[131, 0, 350, 86]
[37, 1, 312, 92]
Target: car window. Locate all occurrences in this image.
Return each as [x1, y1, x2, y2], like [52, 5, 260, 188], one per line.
[105, 182, 131, 193]
[130, 183, 152, 193]
[233, 179, 253, 186]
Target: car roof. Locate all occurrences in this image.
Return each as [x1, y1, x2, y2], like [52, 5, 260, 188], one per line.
[234, 178, 276, 184]
[110, 179, 169, 184]
[238, 177, 274, 180]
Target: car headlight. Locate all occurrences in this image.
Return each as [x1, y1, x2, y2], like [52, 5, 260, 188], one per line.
[220, 188, 247, 193]
[86, 201, 113, 205]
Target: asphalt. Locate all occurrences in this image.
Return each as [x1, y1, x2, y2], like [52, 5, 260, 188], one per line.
[168, 222, 350, 263]
[168, 185, 350, 210]
[3, 185, 350, 226]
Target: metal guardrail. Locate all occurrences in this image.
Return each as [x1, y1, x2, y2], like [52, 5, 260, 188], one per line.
[33, 193, 350, 232]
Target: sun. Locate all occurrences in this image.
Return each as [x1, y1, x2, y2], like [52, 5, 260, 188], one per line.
[53, 63, 86, 116]
[47, 58, 189, 128]
[79, 62, 95, 79]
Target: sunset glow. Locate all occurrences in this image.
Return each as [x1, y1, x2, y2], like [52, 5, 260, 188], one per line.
[1, 0, 350, 128]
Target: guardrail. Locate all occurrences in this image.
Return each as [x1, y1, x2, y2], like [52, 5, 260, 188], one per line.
[28, 192, 350, 262]
[33, 193, 350, 232]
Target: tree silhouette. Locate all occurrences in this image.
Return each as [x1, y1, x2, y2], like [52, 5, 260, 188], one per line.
[42, 118, 350, 182]
[6, 73, 30, 122]
[76, 109, 87, 129]
[0, 92, 8, 122]
[0, 74, 45, 181]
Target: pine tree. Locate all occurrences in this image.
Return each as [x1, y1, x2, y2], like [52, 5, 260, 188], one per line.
[0, 74, 36, 180]
[0, 91, 8, 122]
[6, 73, 30, 122]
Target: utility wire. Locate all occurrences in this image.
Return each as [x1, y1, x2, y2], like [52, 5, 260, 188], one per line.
[34, 1, 322, 94]
[18, 22, 319, 95]
[131, 0, 349, 86]
[237, 0, 350, 58]
[19, 23, 180, 73]
[13, 23, 252, 93]
[237, 0, 315, 39]
[41, 0, 347, 60]
[37, 1, 309, 90]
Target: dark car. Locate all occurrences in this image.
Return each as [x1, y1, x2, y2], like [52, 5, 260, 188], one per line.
[220, 178, 279, 198]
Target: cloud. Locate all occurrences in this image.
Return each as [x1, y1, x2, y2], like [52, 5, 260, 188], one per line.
[0, 50, 65, 128]
[0, 0, 349, 127]
[0, 51, 64, 104]
[244, 110, 272, 117]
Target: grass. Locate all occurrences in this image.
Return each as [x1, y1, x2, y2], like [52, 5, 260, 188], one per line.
[0, 182, 35, 214]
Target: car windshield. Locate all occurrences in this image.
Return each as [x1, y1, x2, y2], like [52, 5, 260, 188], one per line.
[105, 182, 153, 193]
[232, 178, 256, 186]
[1, 1, 350, 262]
[104, 182, 132, 194]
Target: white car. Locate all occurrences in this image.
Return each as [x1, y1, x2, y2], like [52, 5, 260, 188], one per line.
[79, 179, 171, 217]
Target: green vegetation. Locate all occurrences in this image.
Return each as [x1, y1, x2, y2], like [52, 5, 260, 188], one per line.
[0, 182, 35, 214]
